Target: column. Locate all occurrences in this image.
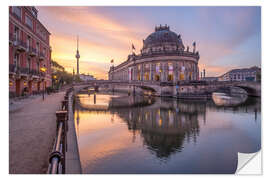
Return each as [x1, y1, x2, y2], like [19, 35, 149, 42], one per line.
[162, 62, 166, 82]
[160, 63, 163, 82]
[141, 63, 144, 81]
[164, 62, 168, 82]
[173, 61, 178, 83]
[150, 63, 152, 81]
[133, 66, 136, 81]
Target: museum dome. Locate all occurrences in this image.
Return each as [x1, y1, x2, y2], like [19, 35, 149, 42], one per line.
[143, 25, 185, 50]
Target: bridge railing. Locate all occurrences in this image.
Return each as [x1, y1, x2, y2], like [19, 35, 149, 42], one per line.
[47, 88, 73, 174]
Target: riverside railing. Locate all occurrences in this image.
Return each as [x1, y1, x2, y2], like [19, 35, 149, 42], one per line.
[47, 88, 73, 174]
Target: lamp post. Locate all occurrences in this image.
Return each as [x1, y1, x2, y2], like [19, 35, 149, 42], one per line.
[52, 74, 57, 90]
[40, 65, 47, 101]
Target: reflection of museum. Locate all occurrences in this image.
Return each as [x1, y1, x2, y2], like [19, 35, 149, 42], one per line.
[114, 98, 203, 158]
[108, 25, 200, 82]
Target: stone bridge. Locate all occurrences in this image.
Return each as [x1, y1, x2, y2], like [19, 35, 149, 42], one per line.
[72, 80, 261, 98]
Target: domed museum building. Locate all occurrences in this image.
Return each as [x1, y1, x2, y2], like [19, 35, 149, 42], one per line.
[108, 25, 200, 83]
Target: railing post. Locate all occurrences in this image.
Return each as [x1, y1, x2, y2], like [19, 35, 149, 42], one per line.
[61, 100, 68, 111]
[55, 110, 67, 173]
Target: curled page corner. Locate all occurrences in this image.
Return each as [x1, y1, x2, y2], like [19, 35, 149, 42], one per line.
[236, 150, 262, 175]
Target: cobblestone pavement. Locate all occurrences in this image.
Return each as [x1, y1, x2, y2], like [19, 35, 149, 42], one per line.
[9, 91, 65, 174]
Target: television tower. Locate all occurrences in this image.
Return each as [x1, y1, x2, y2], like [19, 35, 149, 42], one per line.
[75, 35, 80, 76]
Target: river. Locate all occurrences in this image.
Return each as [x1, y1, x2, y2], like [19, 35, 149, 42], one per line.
[74, 91, 261, 174]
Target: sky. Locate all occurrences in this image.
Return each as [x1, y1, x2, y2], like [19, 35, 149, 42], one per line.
[36, 6, 261, 79]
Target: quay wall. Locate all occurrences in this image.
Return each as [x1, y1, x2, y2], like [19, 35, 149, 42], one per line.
[65, 91, 82, 174]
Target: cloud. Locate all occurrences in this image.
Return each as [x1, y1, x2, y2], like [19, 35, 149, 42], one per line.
[36, 6, 260, 79]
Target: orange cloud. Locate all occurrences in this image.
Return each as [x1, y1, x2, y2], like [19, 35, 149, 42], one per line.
[37, 7, 148, 79]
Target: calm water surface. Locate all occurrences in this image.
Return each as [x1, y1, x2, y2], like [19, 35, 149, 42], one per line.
[74, 92, 261, 174]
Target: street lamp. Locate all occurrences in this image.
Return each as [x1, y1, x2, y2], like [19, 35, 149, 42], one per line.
[40, 65, 47, 101]
[52, 74, 57, 90]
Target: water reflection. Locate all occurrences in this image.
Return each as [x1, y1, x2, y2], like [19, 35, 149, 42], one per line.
[75, 92, 261, 173]
[114, 100, 202, 159]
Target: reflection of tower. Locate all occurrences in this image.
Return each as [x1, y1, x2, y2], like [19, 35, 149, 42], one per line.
[75, 36, 80, 76]
[72, 67, 75, 82]
[76, 109, 80, 138]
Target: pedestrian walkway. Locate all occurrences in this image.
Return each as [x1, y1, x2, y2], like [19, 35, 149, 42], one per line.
[9, 91, 65, 174]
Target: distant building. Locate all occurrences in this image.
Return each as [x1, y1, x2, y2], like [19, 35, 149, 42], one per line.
[219, 66, 261, 82]
[9, 6, 52, 97]
[79, 74, 96, 82]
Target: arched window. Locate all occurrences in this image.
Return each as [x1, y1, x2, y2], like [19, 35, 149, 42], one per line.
[168, 74, 173, 81]
[155, 74, 160, 81]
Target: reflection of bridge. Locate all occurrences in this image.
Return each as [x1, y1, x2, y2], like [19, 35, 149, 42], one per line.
[73, 80, 261, 98]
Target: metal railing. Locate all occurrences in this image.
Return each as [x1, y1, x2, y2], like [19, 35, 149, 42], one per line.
[9, 63, 46, 77]
[48, 88, 73, 174]
[14, 39, 27, 50]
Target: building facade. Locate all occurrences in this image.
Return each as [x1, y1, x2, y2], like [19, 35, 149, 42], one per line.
[218, 66, 261, 82]
[108, 25, 200, 83]
[9, 6, 52, 97]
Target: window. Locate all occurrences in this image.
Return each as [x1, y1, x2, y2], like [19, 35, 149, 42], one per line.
[144, 63, 149, 69]
[27, 58, 31, 70]
[179, 73, 185, 80]
[27, 36, 31, 51]
[14, 53, 19, 68]
[12, 7, 21, 19]
[36, 42, 39, 54]
[26, 15, 33, 29]
[156, 63, 160, 73]
[155, 74, 160, 81]
[168, 74, 173, 81]
[37, 61, 40, 72]
[43, 48, 46, 57]
[144, 72, 149, 81]
[14, 26, 19, 41]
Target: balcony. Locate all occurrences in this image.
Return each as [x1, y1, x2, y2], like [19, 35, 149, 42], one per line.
[30, 69, 45, 79]
[9, 64, 47, 80]
[9, 64, 26, 75]
[19, 67, 30, 76]
[13, 39, 27, 52]
[29, 47, 37, 57]
[39, 52, 45, 61]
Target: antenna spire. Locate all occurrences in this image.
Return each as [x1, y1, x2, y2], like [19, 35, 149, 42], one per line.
[77, 35, 79, 51]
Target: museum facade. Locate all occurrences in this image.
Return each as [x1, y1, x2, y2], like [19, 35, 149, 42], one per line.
[108, 25, 200, 83]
